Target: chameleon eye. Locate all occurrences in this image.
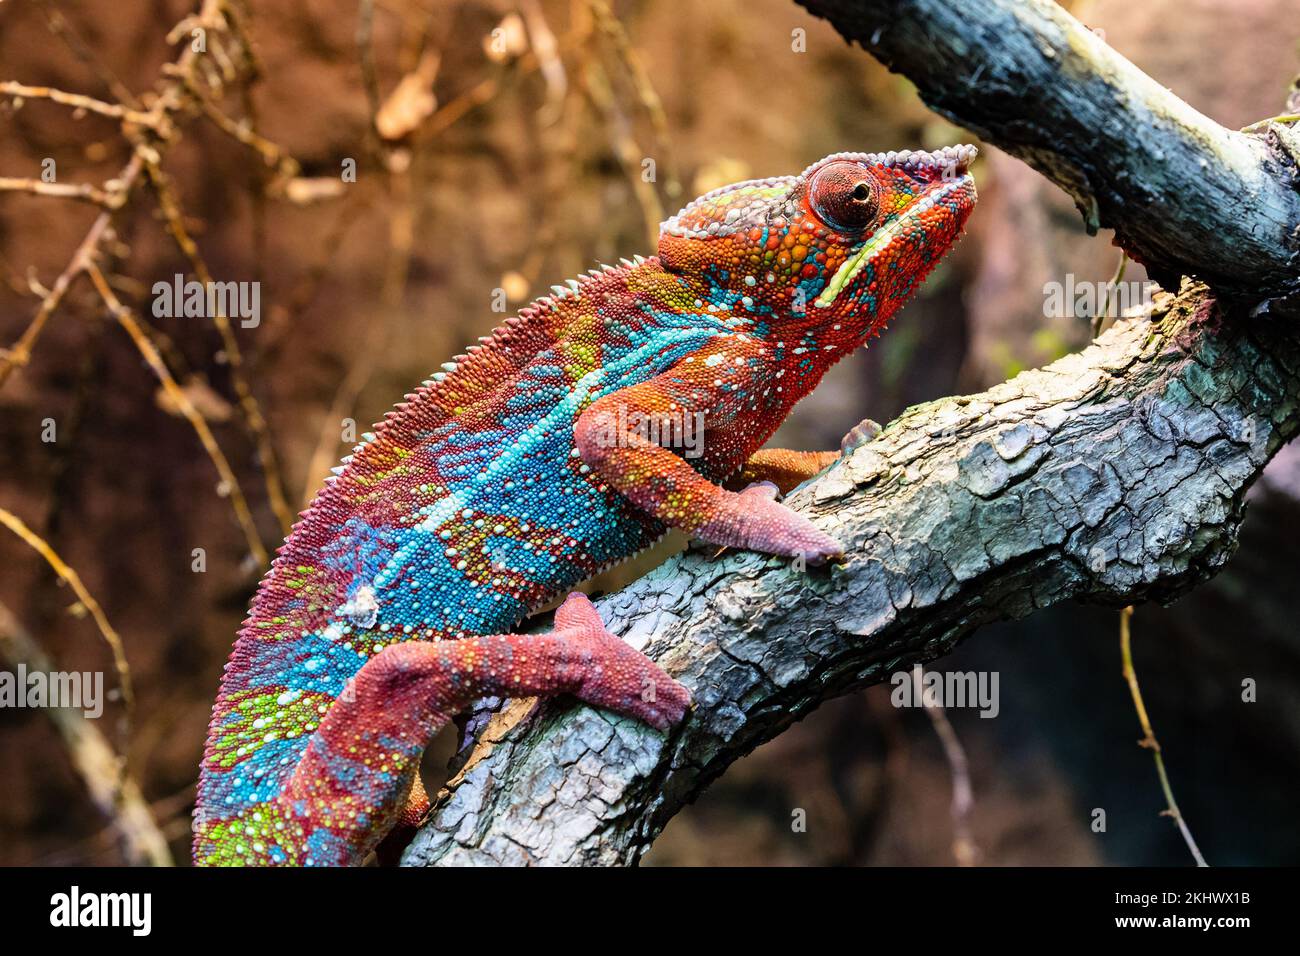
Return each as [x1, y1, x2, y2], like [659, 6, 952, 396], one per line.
[810, 162, 878, 232]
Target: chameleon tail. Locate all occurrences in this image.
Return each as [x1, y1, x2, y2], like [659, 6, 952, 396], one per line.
[194, 593, 688, 866]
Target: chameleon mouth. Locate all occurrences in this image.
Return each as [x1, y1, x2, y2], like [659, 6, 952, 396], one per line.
[814, 145, 978, 309]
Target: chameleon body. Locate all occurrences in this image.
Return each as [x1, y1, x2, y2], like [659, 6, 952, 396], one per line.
[194, 146, 977, 865]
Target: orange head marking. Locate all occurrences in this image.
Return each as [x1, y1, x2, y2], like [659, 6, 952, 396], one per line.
[657, 146, 978, 342]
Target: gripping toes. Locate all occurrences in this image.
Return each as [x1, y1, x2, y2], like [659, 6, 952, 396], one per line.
[841, 417, 883, 456]
[561, 594, 691, 731]
[699, 483, 844, 564]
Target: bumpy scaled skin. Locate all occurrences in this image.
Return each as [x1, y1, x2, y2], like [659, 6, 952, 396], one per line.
[194, 146, 977, 866]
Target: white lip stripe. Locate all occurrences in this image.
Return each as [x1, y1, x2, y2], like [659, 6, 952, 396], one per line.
[814, 174, 974, 308]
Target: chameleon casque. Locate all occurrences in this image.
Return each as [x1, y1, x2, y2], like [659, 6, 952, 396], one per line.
[194, 145, 978, 866]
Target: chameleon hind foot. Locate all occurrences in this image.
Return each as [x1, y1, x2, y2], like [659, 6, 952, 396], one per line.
[554, 593, 691, 730]
[257, 593, 688, 865]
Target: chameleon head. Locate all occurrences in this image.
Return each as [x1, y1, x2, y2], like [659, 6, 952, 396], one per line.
[658, 146, 977, 341]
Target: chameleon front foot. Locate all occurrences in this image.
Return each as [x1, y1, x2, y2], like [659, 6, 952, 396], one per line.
[841, 417, 883, 455]
[697, 481, 844, 565]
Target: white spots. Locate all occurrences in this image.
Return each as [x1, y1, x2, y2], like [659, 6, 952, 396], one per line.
[744, 275, 756, 286]
[335, 585, 379, 630]
[704, 354, 725, 367]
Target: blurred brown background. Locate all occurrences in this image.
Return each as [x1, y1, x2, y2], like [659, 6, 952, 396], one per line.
[0, 0, 1297, 865]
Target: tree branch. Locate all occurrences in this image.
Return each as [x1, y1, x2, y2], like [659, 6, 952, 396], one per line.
[797, 0, 1300, 298]
[404, 0, 1300, 864]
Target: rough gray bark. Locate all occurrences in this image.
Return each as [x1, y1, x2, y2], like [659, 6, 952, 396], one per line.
[404, 289, 1299, 866]
[798, 0, 1300, 297]
[404, 0, 1300, 865]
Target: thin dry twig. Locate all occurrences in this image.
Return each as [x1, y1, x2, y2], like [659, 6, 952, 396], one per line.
[1119, 605, 1208, 867]
[583, 62, 663, 247]
[36, 0, 142, 108]
[587, 0, 680, 199]
[0, 507, 134, 718]
[0, 80, 162, 131]
[179, 73, 299, 179]
[142, 160, 295, 538]
[84, 260, 269, 567]
[912, 663, 979, 866]
[0, 176, 122, 208]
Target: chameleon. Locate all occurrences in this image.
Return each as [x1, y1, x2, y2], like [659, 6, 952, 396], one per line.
[193, 144, 978, 866]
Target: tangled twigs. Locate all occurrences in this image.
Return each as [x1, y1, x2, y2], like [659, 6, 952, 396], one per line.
[141, 160, 296, 537]
[0, 153, 144, 387]
[0, 0, 227, 389]
[84, 260, 269, 568]
[2, 0, 298, 546]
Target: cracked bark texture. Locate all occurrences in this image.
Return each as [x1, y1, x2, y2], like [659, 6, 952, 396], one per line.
[404, 291, 1300, 866]
[404, 0, 1300, 865]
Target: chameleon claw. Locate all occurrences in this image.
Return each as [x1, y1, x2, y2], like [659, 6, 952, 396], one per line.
[738, 480, 782, 501]
[841, 417, 883, 456]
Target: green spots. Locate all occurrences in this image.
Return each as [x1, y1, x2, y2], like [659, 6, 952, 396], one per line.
[209, 688, 334, 769]
[199, 805, 302, 866]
